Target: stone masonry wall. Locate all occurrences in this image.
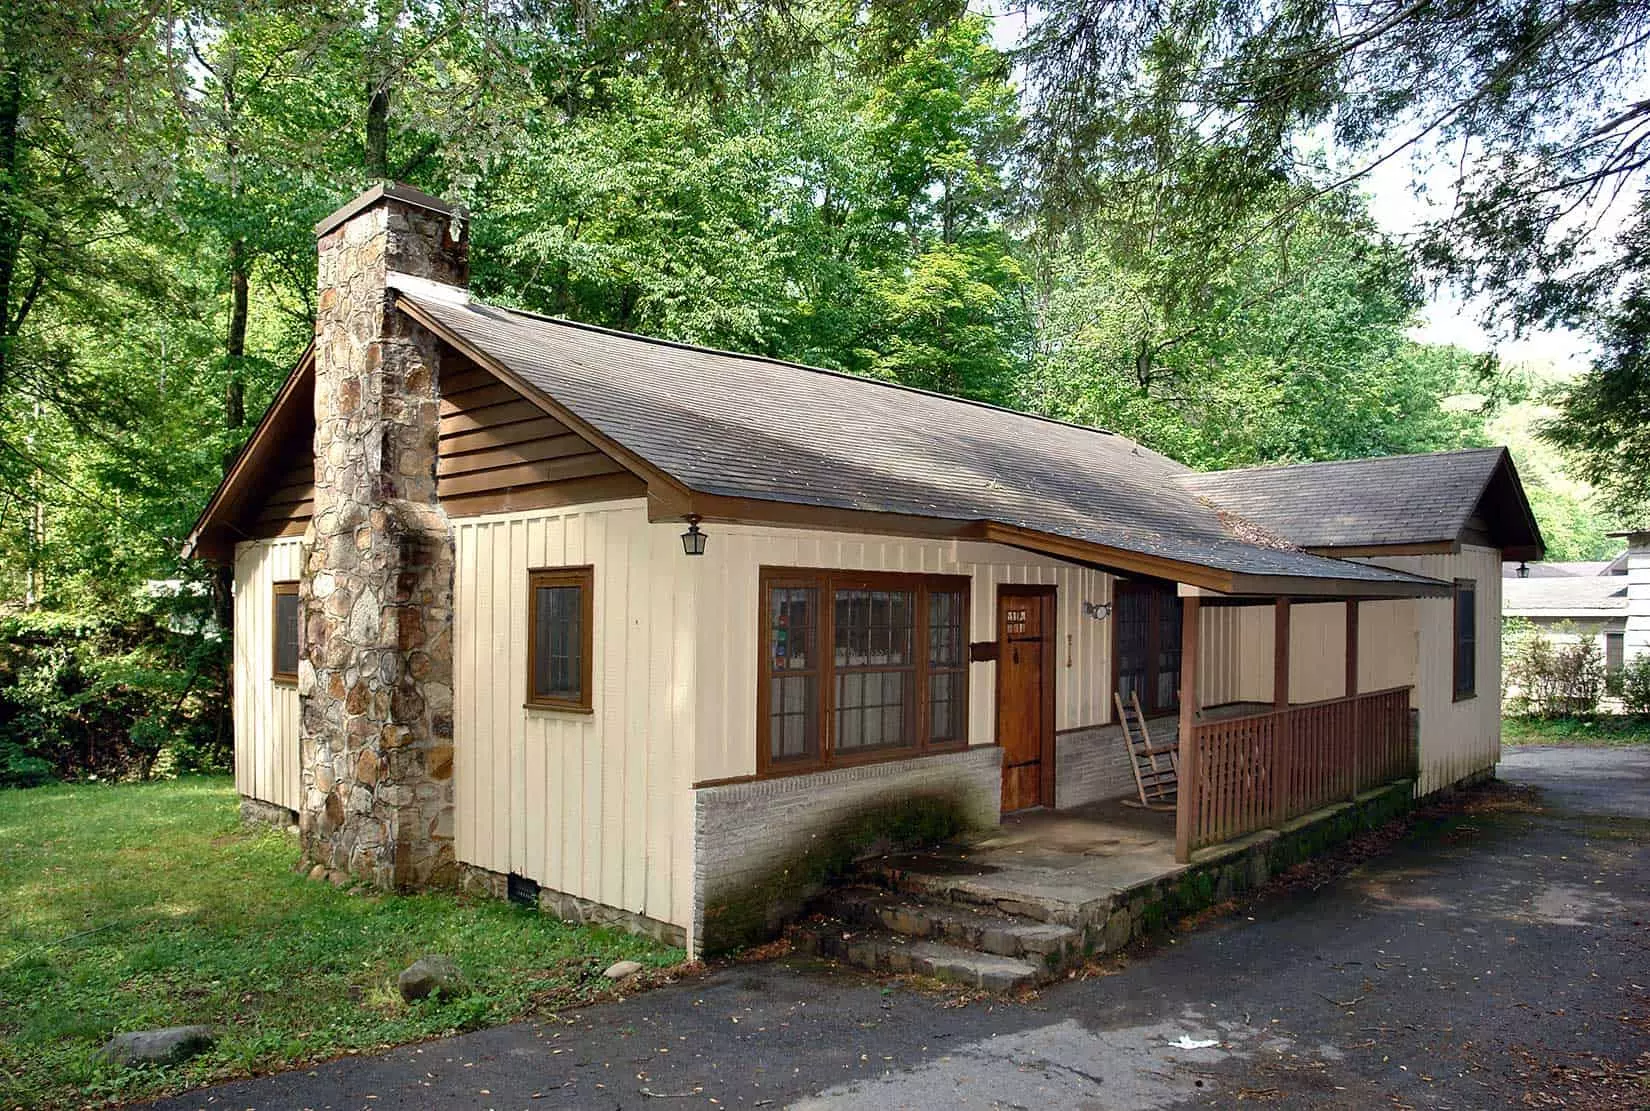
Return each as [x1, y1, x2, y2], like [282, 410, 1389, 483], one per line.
[693, 747, 1002, 955]
[297, 189, 467, 891]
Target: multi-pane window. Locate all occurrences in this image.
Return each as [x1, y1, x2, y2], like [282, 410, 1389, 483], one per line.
[760, 569, 970, 774]
[528, 566, 594, 711]
[1114, 581, 1182, 717]
[272, 581, 300, 682]
[1453, 579, 1476, 700]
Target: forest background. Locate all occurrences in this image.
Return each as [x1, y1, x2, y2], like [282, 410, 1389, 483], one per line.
[2, 0, 1642, 782]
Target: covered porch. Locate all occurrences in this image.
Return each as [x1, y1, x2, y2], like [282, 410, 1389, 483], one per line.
[1173, 592, 1417, 862]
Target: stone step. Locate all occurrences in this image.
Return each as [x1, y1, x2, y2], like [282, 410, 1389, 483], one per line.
[791, 921, 1044, 992]
[858, 852, 1111, 927]
[821, 885, 1080, 969]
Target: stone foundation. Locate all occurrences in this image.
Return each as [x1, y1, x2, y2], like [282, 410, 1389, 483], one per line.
[457, 864, 687, 949]
[693, 746, 1003, 956]
[240, 796, 298, 830]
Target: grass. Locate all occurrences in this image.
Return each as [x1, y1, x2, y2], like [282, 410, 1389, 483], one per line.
[0, 777, 683, 1109]
[1503, 713, 1650, 747]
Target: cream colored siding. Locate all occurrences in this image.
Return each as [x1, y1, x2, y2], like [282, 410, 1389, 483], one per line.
[1197, 599, 1418, 710]
[1357, 600, 1418, 694]
[232, 538, 304, 811]
[1360, 545, 1503, 795]
[692, 528, 1116, 784]
[451, 498, 694, 939]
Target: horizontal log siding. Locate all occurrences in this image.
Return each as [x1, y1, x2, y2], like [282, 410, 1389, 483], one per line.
[246, 451, 314, 539]
[692, 529, 1115, 785]
[438, 360, 644, 516]
[451, 499, 695, 941]
[233, 538, 304, 811]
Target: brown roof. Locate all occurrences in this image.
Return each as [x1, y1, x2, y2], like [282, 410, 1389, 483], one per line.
[1178, 448, 1544, 560]
[392, 287, 1447, 596]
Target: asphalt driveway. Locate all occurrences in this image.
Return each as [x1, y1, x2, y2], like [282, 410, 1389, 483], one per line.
[151, 744, 1650, 1110]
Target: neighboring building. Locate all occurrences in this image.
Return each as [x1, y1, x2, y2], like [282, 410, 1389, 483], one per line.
[1617, 531, 1650, 668]
[184, 185, 1545, 957]
[1502, 560, 1629, 675]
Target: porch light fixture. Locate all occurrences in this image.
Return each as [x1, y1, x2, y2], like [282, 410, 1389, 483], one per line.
[1082, 600, 1113, 620]
[1516, 561, 1529, 578]
[680, 514, 707, 556]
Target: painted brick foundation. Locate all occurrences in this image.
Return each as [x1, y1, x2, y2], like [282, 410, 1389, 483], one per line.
[1054, 722, 1155, 809]
[692, 747, 1002, 956]
[456, 864, 686, 949]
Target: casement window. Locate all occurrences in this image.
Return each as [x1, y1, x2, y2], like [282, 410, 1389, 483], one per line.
[760, 568, 970, 775]
[527, 566, 594, 712]
[272, 581, 300, 684]
[1453, 579, 1477, 700]
[1113, 581, 1182, 717]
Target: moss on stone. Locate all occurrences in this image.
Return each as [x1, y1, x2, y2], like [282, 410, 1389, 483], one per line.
[700, 792, 972, 955]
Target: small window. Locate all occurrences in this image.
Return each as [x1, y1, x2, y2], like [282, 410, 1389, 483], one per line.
[1606, 631, 1625, 675]
[528, 566, 594, 712]
[272, 581, 300, 683]
[1453, 579, 1476, 700]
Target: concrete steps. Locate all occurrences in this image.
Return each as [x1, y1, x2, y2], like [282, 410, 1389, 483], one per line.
[792, 881, 1088, 991]
[790, 922, 1045, 992]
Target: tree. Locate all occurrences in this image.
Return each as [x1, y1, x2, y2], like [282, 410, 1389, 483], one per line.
[1013, 0, 1650, 513]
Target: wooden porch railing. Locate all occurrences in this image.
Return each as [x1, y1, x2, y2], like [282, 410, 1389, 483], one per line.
[1178, 686, 1415, 858]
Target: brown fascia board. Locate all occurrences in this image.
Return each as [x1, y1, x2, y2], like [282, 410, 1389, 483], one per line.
[1304, 541, 1460, 558]
[181, 346, 315, 561]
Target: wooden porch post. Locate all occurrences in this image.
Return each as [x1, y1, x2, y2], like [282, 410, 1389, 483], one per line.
[1273, 597, 1291, 709]
[1345, 600, 1359, 697]
[1174, 594, 1201, 863]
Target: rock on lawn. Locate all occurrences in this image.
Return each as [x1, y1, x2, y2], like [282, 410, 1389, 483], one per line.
[101, 1026, 216, 1067]
[398, 955, 469, 1002]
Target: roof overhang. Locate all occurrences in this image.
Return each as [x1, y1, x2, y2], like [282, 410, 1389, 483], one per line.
[182, 346, 316, 562]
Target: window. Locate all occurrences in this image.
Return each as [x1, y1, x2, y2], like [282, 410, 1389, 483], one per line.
[272, 581, 300, 683]
[1607, 631, 1626, 676]
[1453, 579, 1476, 700]
[759, 569, 970, 775]
[528, 566, 594, 712]
[1113, 581, 1182, 717]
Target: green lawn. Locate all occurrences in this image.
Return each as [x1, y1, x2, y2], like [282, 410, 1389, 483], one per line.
[0, 777, 683, 1109]
[1503, 714, 1650, 747]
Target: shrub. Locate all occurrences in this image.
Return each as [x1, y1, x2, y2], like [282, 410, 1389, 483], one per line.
[1620, 654, 1650, 716]
[1505, 627, 1605, 718]
[0, 589, 229, 786]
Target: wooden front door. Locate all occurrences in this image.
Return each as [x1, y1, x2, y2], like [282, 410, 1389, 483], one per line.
[997, 586, 1054, 811]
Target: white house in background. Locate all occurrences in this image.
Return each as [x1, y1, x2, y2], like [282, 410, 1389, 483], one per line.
[1618, 531, 1650, 667]
[183, 184, 1546, 957]
[1502, 559, 1629, 674]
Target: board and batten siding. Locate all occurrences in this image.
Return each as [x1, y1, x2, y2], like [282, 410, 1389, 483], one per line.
[451, 498, 695, 940]
[1361, 545, 1504, 795]
[232, 538, 304, 811]
[691, 528, 1116, 785]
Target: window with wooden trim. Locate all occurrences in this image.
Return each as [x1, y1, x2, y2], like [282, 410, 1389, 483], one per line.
[272, 581, 300, 683]
[1453, 579, 1476, 700]
[1113, 581, 1182, 717]
[760, 569, 970, 775]
[528, 566, 594, 712]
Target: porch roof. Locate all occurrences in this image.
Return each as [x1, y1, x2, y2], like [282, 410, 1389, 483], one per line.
[394, 285, 1449, 599]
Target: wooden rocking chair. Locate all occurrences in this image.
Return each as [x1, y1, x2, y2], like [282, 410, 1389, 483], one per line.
[1116, 691, 1178, 811]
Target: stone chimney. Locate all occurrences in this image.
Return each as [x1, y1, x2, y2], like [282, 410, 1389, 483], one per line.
[298, 184, 466, 890]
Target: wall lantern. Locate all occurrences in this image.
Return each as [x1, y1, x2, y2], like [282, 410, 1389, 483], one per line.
[1082, 600, 1113, 620]
[1516, 561, 1530, 579]
[681, 514, 707, 557]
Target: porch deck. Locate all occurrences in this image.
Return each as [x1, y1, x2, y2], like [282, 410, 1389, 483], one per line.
[867, 799, 1183, 925]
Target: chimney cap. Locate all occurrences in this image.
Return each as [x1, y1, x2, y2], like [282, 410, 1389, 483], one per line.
[315, 182, 459, 238]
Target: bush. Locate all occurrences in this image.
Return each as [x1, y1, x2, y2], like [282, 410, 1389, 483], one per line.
[1505, 627, 1606, 718]
[0, 590, 230, 786]
[1621, 654, 1650, 716]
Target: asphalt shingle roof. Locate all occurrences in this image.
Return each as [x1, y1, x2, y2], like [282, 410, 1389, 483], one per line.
[1503, 575, 1628, 616]
[1177, 449, 1511, 550]
[400, 288, 1445, 592]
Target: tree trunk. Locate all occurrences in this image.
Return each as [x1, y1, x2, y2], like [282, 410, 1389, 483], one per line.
[366, 83, 390, 179]
[0, 59, 23, 399]
[225, 236, 247, 434]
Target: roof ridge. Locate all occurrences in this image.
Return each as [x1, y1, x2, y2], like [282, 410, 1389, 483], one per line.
[463, 295, 1166, 454]
[1186, 445, 1506, 480]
